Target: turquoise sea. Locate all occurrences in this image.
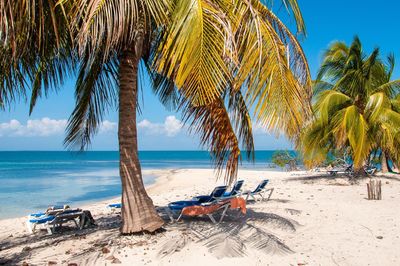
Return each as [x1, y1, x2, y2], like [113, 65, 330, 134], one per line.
[0, 151, 280, 219]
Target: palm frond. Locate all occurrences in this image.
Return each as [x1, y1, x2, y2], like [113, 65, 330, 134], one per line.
[182, 98, 241, 184]
[365, 92, 391, 122]
[0, 44, 28, 109]
[64, 51, 118, 150]
[312, 80, 334, 97]
[315, 90, 352, 124]
[154, 0, 232, 106]
[143, 60, 181, 111]
[232, 0, 311, 140]
[375, 79, 400, 97]
[279, 0, 306, 34]
[227, 90, 255, 160]
[71, 0, 170, 65]
[332, 105, 371, 167]
[0, 0, 74, 110]
[299, 120, 332, 168]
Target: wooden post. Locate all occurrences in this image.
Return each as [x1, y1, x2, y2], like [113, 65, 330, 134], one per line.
[367, 179, 382, 200]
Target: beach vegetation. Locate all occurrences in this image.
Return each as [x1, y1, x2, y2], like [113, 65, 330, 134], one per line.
[271, 150, 299, 171]
[300, 37, 400, 175]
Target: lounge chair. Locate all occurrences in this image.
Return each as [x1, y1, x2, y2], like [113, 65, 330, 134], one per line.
[327, 164, 353, 176]
[365, 165, 377, 175]
[170, 197, 247, 223]
[167, 186, 227, 222]
[107, 203, 122, 213]
[242, 179, 274, 202]
[27, 208, 90, 235]
[108, 186, 228, 214]
[192, 185, 228, 203]
[29, 205, 70, 218]
[223, 180, 244, 197]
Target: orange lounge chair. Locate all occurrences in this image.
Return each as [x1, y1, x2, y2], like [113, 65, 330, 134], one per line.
[176, 197, 247, 223]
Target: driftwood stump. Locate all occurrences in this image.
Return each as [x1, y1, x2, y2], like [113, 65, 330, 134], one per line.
[367, 179, 382, 200]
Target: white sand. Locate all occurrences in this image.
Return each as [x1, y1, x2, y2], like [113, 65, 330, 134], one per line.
[0, 168, 399, 266]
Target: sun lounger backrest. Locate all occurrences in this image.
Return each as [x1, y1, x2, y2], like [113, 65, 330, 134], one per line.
[230, 180, 244, 196]
[210, 186, 228, 198]
[253, 179, 269, 193]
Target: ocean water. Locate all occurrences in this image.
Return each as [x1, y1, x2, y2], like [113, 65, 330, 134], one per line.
[0, 151, 280, 219]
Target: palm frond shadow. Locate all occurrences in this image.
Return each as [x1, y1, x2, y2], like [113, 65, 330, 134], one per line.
[158, 208, 298, 259]
[0, 215, 120, 264]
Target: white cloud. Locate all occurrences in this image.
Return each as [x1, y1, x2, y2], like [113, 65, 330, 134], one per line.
[99, 120, 117, 133]
[0, 118, 118, 137]
[164, 116, 183, 137]
[0, 118, 67, 137]
[253, 122, 268, 134]
[138, 115, 183, 137]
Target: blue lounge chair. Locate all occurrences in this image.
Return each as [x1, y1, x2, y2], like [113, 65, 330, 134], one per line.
[107, 203, 122, 212]
[192, 185, 228, 203]
[27, 208, 86, 235]
[28, 207, 80, 221]
[223, 180, 244, 197]
[29, 205, 69, 218]
[243, 179, 274, 202]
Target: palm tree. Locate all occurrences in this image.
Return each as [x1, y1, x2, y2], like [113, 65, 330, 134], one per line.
[0, 0, 311, 233]
[300, 37, 400, 174]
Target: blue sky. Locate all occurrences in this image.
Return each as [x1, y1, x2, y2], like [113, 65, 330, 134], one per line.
[1, 0, 399, 151]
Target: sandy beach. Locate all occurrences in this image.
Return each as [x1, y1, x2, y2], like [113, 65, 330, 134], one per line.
[0, 168, 399, 266]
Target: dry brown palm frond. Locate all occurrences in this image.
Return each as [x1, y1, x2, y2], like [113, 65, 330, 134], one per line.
[227, 89, 255, 160]
[182, 98, 241, 184]
[64, 49, 118, 150]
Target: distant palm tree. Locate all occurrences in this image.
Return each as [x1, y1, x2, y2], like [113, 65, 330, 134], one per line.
[300, 37, 400, 174]
[0, 0, 311, 233]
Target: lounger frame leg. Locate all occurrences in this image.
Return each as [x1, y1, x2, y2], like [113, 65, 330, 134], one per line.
[73, 218, 79, 229]
[160, 207, 175, 223]
[47, 224, 54, 235]
[266, 188, 274, 201]
[26, 216, 35, 234]
[258, 192, 264, 201]
[28, 223, 35, 234]
[218, 204, 230, 223]
[207, 214, 217, 224]
[244, 192, 256, 204]
[176, 211, 184, 223]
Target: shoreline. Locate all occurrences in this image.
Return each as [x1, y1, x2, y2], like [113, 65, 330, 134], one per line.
[1, 168, 399, 265]
[0, 166, 283, 221]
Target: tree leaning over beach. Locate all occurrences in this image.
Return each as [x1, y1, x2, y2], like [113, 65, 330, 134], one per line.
[300, 37, 400, 174]
[0, 0, 311, 233]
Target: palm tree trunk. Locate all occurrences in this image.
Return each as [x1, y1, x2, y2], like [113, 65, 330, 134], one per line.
[381, 151, 389, 173]
[118, 49, 164, 234]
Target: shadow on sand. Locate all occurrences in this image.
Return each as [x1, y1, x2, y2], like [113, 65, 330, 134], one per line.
[285, 173, 400, 184]
[157, 207, 299, 259]
[0, 215, 121, 265]
[0, 204, 300, 264]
